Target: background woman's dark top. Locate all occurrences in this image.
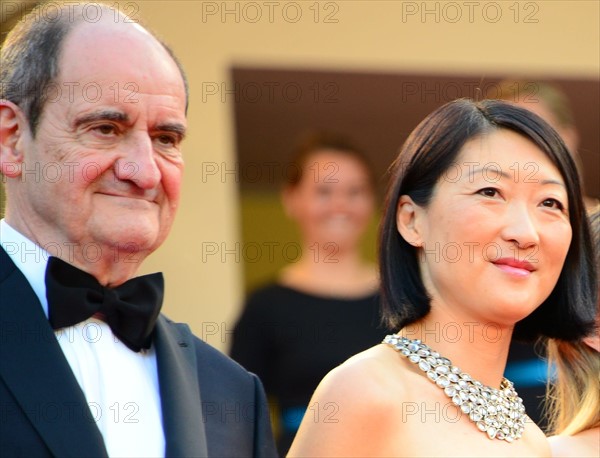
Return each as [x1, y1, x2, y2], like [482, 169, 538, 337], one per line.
[231, 283, 385, 455]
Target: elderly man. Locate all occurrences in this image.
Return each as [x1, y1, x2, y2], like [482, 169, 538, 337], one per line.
[0, 2, 276, 457]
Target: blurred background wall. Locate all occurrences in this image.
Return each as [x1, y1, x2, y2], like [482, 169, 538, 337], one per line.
[1, 1, 598, 352]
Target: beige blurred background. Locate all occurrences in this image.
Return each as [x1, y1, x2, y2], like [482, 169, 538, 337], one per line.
[1, 1, 598, 352]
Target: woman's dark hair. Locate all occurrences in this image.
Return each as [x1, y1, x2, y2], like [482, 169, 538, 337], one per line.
[379, 98, 596, 341]
[285, 131, 376, 189]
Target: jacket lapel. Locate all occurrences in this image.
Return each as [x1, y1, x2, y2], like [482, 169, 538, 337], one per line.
[154, 317, 208, 457]
[0, 247, 108, 457]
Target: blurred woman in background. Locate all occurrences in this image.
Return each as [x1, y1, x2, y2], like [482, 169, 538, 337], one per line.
[230, 132, 386, 455]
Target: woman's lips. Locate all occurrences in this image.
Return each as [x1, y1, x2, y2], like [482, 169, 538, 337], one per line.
[492, 258, 536, 277]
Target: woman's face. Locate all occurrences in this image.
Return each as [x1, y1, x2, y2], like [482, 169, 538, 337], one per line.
[284, 150, 375, 251]
[401, 129, 572, 327]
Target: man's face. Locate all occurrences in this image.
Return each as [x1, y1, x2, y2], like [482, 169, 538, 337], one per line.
[16, 20, 187, 260]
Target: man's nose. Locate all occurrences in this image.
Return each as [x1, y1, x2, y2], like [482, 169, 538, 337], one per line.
[115, 134, 161, 189]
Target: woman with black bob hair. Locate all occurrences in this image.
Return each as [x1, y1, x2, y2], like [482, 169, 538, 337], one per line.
[289, 99, 596, 457]
[380, 99, 595, 341]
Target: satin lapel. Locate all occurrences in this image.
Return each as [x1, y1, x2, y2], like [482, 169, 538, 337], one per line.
[154, 317, 208, 457]
[0, 248, 108, 457]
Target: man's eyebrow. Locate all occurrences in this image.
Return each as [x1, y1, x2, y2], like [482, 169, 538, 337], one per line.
[74, 110, 129, 128]
[156, 122, 187, 139]
[74, 111, 186, 138]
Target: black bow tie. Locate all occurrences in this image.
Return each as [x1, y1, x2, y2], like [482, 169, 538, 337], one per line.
[45, 256, 164, 352]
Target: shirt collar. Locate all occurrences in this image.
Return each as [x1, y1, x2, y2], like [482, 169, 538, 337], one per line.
[0, 219, 50, 318]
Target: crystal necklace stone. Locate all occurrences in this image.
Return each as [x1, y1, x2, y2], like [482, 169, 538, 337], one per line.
[383, 334, 526, 442]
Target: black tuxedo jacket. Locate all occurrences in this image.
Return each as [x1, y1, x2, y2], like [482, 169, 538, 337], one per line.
[0, 247, 277, 457]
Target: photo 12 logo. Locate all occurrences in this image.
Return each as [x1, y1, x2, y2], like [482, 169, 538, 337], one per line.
[201, 241, 339, 264]
[200, 1, 340, 24]
[401, 1, 540, 24]
[201, 81, 339, 104]
[1, 2, 140, 24]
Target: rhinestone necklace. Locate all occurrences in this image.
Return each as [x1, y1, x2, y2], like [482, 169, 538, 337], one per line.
[384, 334, 526, 442]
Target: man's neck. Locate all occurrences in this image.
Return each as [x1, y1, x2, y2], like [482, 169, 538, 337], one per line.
[2, 216, 147, 287]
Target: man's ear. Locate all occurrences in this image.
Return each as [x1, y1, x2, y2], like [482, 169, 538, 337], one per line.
[0, 100, 29, 178]
[396, 195, 425, 247]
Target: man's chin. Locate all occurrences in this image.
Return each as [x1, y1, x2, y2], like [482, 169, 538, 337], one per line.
[94, 222, 161, 251]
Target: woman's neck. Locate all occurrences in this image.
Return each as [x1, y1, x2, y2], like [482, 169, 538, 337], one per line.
[398, 309, 514, 389]
[279, 244, 378, 298]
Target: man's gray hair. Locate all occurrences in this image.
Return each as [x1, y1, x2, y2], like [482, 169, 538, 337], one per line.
[0, 1, 189, 137]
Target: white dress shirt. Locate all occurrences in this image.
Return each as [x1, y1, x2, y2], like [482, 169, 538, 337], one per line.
[0, 219, 165, 457]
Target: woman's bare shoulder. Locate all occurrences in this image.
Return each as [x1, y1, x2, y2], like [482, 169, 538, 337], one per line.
[323, 343, 407, 402]
[288, 343, 409, 457]
[548, 428, 600, 457]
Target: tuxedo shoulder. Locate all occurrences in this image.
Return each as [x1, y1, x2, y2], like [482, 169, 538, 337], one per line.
[158, 315, 259, 385]
[0, 246, 18, 281]
[193, 334, 256, 379]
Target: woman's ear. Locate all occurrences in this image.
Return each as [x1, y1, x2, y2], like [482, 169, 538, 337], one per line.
[0, 100, 29, 178]
[582, 333, 600, 352]
[396, 195, 424, 247]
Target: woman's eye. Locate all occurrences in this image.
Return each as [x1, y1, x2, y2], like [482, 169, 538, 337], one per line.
[348, 187, 363, 198]
[315, 185, 333, 197]
[541, 198, 564, 210]
[478, 188, 499, 198]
